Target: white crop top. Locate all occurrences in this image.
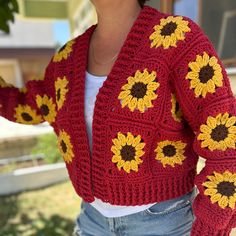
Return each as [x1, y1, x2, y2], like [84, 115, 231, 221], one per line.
[84, 70, 157, 217]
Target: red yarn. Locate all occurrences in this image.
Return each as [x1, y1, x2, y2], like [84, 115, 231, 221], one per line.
[0, 5, 235, 235]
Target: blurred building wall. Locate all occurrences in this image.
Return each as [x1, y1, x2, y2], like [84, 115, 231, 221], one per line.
[68, 0, 96, 37]
[0, 16, 55, 86]
[16, 0, 236, 81]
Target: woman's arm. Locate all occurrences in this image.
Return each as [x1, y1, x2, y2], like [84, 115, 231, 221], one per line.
[170, 16, 236, 235]
[0, 58, 56, 125]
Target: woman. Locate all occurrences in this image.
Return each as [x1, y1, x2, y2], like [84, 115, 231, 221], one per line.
[74, 1, 198, 235]
[0, 0, 235, 235]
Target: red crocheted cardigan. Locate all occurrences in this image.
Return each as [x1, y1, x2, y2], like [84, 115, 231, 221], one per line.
[0, 5, 235, 236]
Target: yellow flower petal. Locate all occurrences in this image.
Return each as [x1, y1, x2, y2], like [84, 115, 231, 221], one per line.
[136, 149, 145, 157]
[111, 145, 120, 155]
[123, 161, 131, 173]
[218, 195, 229, 209]
[225, 116, 236, 127]
[199, 124, 212, 134]
[221, 112, 229, 124]
[126, 132, 134, 146]
[132, 135, 142, 147]
[112, 155, 121, 163]
[210, 193, 222, 204]
[189, 62, 201, 72]
[118, 90, 131, 99]
[129, 97, 138, 111]
[204, 188, 218, 196]
[229, 196, 236, 209]
[135, 142, 145, 150]
[117, 132, 127, 146]
[202, 181, 217, 188]
[137, 99, 145, 113]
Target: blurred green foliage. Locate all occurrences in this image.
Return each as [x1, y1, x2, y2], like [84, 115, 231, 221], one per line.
[0, 0, 19, 33]
[0, 181, 81, 236]
[31, 132, 62, 164]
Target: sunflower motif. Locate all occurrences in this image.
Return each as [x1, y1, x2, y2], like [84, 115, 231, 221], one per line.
[111, 131, 145, 173]
[36, 95, 57, 124]
[197, 112, 236, 151]
[14, 104, 43, 124]
[57, 130, 75, 163]
[0, 76, 13, 88]
[118, 69, 160, 113]
[202, 170, 236, 209]
[171, 93, 183, 122]
[53, 40, 75, 63]
[55, 76, 69, 110]
[154, 140, 187, 167]
[149, 16, 191, 49]
[186, 51, 223, 98]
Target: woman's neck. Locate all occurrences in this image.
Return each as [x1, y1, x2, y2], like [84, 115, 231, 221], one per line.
[92, 1, 142, 40]
[87, 1, 143, 76]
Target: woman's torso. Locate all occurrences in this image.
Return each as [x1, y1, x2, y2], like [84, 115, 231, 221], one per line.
[80, 16, 196, 215]
[85, 33, 159, 217]
[84, 70, 158, 217]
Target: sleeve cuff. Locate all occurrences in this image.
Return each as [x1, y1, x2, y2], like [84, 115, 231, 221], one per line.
[190, 218, 233, 236]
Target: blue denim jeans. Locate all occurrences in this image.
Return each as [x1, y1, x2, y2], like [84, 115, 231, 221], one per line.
[73, 186, 198, 236]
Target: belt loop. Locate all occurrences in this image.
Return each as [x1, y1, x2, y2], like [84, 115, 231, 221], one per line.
[107, 217, 115, 232]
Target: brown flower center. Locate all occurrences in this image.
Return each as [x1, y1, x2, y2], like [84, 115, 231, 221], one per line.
[217, 181, 235, 197]
[120, 145, 136, 161]
[211, 124, 228, 141]
[56, 89, 61, 101]
[40, 104, 49, 116]
[61, 140, 67, 153]
[163, 144, 176, 157]
[21, 112, 33, 121]
[161, 22, 177, 36]
[199, 64, 214, 83]
[130, 82, 147, 99]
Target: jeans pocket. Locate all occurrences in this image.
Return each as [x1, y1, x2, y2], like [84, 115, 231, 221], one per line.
[143, 187, 197, 218]
[141, 198, 195, 235]
[144, 198, 193, 216]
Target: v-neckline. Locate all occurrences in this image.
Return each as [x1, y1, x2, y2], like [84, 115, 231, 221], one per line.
[68, 5, 157, 187]
[85, 7, 145, 79]
[73, 5, 154, 91]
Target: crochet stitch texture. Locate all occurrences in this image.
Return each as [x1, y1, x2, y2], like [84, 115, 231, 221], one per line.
[0, 5, 236, 235]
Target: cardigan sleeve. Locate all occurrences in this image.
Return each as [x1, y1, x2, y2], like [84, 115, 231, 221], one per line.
[0, 58, 56, 125]
[170, 17, 236, 236]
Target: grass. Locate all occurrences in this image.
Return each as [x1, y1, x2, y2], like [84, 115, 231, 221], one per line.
[0, 160, 206, 236]
[1, 162, 235, 236]
[0, 181, 82, 236]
